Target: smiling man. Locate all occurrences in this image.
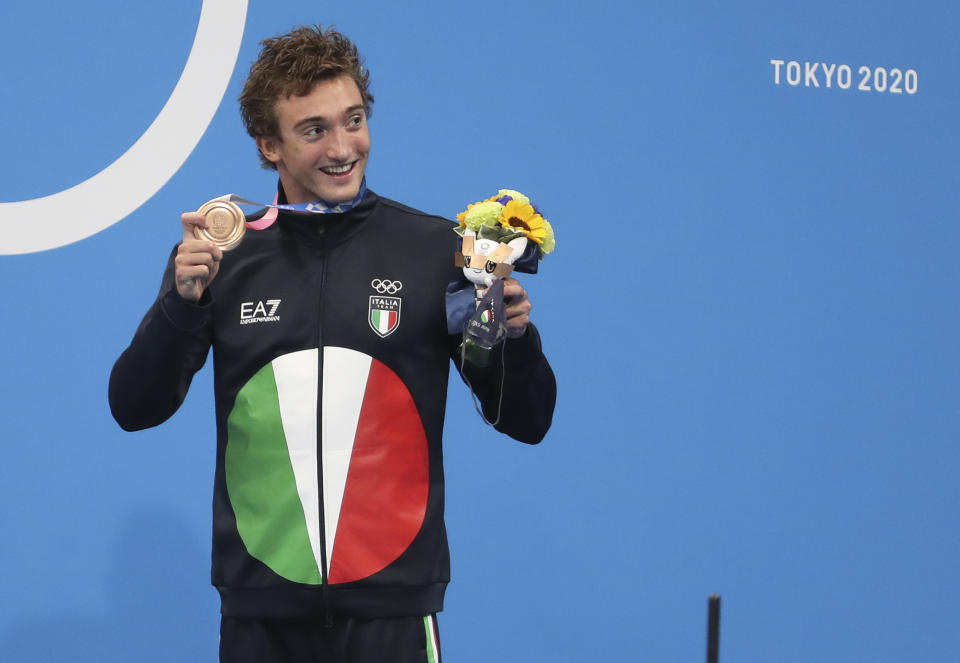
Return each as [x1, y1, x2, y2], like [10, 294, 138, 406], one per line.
[253, 75, 369, 205]
[109, 25, 556, 663]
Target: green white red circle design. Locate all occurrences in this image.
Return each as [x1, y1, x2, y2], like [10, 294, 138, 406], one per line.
[226, 346, 430, 585]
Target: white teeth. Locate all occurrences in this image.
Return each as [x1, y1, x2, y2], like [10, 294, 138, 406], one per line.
[321, 164, 352, 175]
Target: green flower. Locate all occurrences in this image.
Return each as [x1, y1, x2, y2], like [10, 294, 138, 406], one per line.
[462, 201, 504, 231]
[497, 189, 530, 206]
[538, 220, 556, 256]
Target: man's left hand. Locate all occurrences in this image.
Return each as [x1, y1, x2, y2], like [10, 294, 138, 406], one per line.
[502, 277, 532, 338]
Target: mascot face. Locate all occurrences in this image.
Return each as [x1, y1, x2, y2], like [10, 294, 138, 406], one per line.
[460, 231, 528, 287]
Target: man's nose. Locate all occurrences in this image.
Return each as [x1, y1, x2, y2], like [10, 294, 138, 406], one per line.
[326, 128, 350, 160]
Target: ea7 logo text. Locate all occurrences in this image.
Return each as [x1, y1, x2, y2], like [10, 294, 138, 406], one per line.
[240, 299, 281, 325]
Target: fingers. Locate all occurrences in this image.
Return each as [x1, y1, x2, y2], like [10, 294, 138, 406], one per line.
[501, 277, 532, 337]
[176, 242, 222, 278]
[181, 211, 208, 243]
[176, 211, 222, 302]
[502, 278, 530, 308]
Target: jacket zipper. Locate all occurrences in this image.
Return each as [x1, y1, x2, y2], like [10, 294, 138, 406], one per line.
[314, 225, 333, 626]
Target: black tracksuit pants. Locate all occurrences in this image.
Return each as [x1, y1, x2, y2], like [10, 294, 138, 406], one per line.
[219, 614, 442, 663]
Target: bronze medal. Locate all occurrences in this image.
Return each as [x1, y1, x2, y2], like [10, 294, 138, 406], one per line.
[196, 199, 245, 251]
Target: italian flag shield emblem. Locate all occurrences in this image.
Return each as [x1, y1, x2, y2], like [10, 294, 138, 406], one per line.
[369, 296, 401, 337]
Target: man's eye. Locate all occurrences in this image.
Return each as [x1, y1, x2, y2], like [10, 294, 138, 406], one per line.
[348, 115, 364, 127]
[305, 127, 325, 137]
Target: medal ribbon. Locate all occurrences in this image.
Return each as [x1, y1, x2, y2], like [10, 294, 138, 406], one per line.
[211, 179, 369, 229]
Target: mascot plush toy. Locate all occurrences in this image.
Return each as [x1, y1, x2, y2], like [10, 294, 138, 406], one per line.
[447, 189, 555, 366]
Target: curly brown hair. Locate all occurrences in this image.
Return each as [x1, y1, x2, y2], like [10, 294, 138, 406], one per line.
[239, 25, 374, 170]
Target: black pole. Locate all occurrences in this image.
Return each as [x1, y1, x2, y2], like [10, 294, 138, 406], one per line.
[707, 594, 721, 663]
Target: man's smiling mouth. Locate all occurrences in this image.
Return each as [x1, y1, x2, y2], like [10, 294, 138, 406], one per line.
[320, 163, 354, 175]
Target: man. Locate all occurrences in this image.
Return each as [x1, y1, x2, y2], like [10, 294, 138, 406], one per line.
[109, 25, 555, 662]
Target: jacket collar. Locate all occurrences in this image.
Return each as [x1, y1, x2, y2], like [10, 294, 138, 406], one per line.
[272, 181, 379, 248]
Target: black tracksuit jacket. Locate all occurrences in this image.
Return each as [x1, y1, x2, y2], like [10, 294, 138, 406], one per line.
[109, 190, 556, 619]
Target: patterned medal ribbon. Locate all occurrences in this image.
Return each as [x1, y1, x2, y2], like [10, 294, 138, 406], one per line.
[210, 179, 369, 229]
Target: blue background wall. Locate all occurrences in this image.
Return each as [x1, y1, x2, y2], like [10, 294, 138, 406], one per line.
[1, 1, 958, 660]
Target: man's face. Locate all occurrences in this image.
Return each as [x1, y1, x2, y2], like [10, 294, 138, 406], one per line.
[257, 75, 370, 204]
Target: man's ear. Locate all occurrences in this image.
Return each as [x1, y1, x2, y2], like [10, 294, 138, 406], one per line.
[256, 136, 281, 164]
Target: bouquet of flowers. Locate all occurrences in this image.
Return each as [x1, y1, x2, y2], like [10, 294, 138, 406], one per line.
[455, 188, 556, 261]
[449, 189, 556, 367]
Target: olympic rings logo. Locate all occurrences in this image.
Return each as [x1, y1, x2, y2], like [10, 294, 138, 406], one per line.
[0, 0, 248, 255]
[371, 279, 403, 294]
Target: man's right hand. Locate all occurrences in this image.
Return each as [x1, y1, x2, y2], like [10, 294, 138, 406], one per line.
[175, 212, 223, 302]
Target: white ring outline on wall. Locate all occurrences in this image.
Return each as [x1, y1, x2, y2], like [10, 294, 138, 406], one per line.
[0, 0, 248, 255]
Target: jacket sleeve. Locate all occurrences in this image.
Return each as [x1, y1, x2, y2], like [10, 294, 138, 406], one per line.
[450, 324, 557, 444]
[108, 249, 213, 431]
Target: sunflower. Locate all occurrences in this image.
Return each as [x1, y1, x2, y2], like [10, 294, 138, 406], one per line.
[499, 200, 551, 247]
